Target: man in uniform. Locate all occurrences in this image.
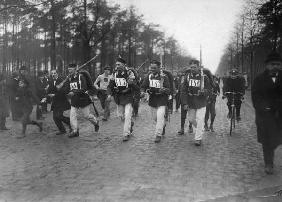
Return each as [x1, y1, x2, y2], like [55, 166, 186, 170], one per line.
[222, 68, 245, 121]
[58, 64, 99, 138]
[94, 66, 112, 121]
[177, 67, 196, 136]
[252, 51, 282, 174]
[179, 59, 213, 146]
[107, 57, 139, 142]
[141, 60, 171, 143]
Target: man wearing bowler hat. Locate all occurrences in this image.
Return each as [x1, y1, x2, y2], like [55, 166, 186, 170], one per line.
[252, 51, 282, 174]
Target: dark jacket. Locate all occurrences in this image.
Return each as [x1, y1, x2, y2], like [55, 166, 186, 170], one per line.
[64, 73, 92, 108]
[180, 68, 213, 109]
[141, 72, 171, 108]
[0, 75, 9, 117]
[35, 78, 47, 99]
[208, 82, 220, 103]
[47, 77, 70, 112]
[16, 86, 40, 114]
[252, 69, 282, 148]
[107, 69, 140, 106]
[223, 75, 245, 94]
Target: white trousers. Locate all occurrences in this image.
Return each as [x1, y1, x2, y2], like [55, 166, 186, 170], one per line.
[117, 103, 133, 136]
[70, 104, 97, 132]
[187, 107, 205, 140]
[150, 106, 166, 137]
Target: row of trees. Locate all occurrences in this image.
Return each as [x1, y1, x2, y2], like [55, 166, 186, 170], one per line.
[0, 0, 192, 78]
[216, 0, 282, 83]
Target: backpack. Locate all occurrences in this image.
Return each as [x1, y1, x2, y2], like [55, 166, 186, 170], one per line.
[162, 70, 174, 94]
[161, 69, 174, 112]
[78, 70, 96, 95]
[127, 68, 140, 86]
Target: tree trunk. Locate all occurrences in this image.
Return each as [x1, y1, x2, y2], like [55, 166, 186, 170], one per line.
[50, 0, 56, 70]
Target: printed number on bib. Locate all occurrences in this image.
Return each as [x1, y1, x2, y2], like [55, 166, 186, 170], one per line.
[70, 82, 78, 90]
[149, 79, 161, 88]
[188, 79, 200, 87]
[115, 78, 128, 87]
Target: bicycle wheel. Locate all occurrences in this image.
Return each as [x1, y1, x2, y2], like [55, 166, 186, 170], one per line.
[232, 106, 236, 129]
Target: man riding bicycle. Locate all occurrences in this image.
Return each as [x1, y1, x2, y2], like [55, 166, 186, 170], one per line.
[222, 68, 245, 121]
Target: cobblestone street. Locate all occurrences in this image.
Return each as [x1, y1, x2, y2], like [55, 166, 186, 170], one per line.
[0, 93, 281, 202]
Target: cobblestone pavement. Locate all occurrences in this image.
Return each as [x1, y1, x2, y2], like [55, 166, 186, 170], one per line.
[0, 92, 281, 202]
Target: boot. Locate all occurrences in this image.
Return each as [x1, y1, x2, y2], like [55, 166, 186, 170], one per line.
[130, 121, 134, 134]
[68, 130, 79, 138]
[94, 121, 99, 132]
[177, 129, 184, 135]
[154, 136, 161, 143]
[204, 124, 209, 131]
[189, 124, 193, 133]
[265, 164, 274, 175]
[162, 125, 166, 136]
[209, 124, 214, 132]
[122, 134, 130, 142]
[195, 140, 202, 146]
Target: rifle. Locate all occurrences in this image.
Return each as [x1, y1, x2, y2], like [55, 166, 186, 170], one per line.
[56, 55, 99, 90]
[137, 59, 149, 72]
[200, 45, 205, 92]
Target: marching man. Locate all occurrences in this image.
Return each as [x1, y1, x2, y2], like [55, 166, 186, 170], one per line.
[141, 60, 171, 143]
[180, 59, 213, 146]
[94, 66, 112, 121]
[107, 57, 139, 142]
[58, 63, 99, 138]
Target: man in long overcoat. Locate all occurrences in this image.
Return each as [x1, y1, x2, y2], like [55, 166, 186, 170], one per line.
[252, 51, 282, 174]
[47, 69, 71, 135]
[0, 73, 9, 130]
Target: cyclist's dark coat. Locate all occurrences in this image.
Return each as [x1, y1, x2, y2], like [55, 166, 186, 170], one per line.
[252, 69, 282, 148]
[222, 76, 245, 94]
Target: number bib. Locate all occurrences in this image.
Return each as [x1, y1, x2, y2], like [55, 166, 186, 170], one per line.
[149, 79, 161, 89]
[70, 82, 79, 90]
[115, 78, 128, 87]
[188, 79, 200, 87]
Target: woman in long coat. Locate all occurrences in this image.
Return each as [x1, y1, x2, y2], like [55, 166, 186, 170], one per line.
[252, 51, 282, 174]
[0, 74, 9, 130]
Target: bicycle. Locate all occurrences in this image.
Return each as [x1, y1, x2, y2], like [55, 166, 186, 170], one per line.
[223, 91, 244, 136]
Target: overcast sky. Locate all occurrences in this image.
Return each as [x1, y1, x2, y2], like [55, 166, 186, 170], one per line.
[109, 0, 243, 73]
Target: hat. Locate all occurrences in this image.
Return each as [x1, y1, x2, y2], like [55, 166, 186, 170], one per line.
[189, 59, 199, 65]
[116, 57, 126, 64]
[265, 51, 282, 63]
[19, 66, 27, 71]
[230, 68, 239, 74]
[68, 63, 77, 68]
[150, 60, 161, 67]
